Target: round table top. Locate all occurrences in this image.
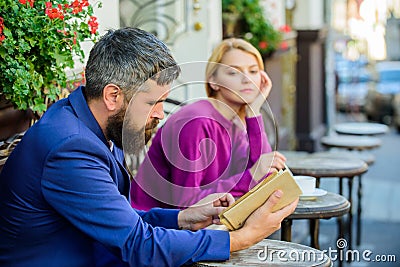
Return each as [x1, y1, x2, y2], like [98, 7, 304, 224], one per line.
[280, 150, 310, 161]
[193, 239, 332, 266]
[334, 122, 389, 136]
[286, 155, 368, 177]
[320, 135, 381, 151]
[289, 192, 350, 220]
[311, 151, 375, 166]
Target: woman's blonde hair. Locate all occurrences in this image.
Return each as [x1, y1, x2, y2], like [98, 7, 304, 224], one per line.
[205, 38, 264, 97]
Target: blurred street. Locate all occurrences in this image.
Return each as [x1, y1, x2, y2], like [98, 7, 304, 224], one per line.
[290, 112, 400, 266]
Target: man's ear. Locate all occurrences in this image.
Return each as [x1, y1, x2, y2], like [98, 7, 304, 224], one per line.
[103, 84, 122, 112]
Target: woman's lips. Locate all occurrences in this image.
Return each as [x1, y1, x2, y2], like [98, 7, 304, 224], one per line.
[240, 89, 254, 94]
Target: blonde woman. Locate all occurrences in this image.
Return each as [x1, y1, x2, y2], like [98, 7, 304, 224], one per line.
[131, 38, 286, 210]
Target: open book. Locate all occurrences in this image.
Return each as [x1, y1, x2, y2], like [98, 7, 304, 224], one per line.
[219, 169, 302, 231]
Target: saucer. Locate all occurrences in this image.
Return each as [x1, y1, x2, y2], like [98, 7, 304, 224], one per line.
[300, 188, 327, 200]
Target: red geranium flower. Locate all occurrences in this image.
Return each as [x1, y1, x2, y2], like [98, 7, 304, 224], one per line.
[259, 41, 268, 50]
[279, 25, 292, 33]
[0, 16, 4, 43]
[280, 41, 288, 50]
[88, 16, 99, 34]
[19, 0, 34, 7]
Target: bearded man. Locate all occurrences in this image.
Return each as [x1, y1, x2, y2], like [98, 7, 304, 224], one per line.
[0, 27, 297, 266]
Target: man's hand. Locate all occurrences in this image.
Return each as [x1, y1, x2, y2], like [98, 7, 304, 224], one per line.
[229, 190, 299, 252]
[250, 151, 287, 182]
[177, 193, 235, 231]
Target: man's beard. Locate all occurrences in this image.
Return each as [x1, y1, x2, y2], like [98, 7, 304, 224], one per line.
[105, 107, 125, 149]
[105, 107, 159, 156]
[144, 118, 159, 144]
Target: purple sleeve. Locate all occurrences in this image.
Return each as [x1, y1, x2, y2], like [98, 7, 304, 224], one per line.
[243, 115, 273, 189]
[246, 115, 272, 164]
[226, 116, 272, 195]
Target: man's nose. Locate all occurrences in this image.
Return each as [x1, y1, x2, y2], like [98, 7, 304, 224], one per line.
[151, 103, 165, 120]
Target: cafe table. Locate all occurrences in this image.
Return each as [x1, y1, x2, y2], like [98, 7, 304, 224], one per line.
[281, 192, 350, 250]
[320, 134, 381, 151]
[311, 151, 375, 246]
[192, 239, 332, 266]
[312, 150, 375, 166]
[286, 155, 368, 250]
[334, 122, 389, 136]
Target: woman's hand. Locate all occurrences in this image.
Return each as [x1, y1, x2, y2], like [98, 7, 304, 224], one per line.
[246, 71, 272, 117]
[249, 151, 287, 182]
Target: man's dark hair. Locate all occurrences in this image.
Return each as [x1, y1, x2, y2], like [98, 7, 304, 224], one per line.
[84, 27, 180, 100]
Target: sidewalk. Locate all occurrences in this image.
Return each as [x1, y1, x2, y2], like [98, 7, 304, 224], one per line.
[292, 115, 400, 266]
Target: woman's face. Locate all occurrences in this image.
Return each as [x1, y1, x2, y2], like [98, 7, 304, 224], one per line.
[211, 48, 262, 108]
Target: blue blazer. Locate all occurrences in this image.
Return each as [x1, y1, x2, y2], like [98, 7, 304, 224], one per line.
[0, 87, 229, 266]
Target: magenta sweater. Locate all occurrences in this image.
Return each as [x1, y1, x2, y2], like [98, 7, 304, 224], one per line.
[130, 100, 272, 210]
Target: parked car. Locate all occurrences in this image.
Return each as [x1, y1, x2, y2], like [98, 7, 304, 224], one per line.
[364, 81, 400, 123]
[364, 61, 400, 124]
[337, 82, 371, 112]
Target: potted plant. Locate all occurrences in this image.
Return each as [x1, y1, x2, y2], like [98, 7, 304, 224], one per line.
[222, 0, 244, 36]
[0, 0, 101, 119]
[222, 0, 282, 57]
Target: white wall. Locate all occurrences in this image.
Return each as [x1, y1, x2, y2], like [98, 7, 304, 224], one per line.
[95, 0, 120, 33]
[72, 0, 222, 103]
[293, 0, 325, 30]
[260, 0, 285, 28]
[170, 0, 222, 101]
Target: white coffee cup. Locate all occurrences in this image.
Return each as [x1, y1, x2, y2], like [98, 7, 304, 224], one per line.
[294, 176, 316, 195]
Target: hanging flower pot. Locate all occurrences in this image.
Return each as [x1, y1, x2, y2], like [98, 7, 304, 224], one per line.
[222, 12, 242, 37]
[0, 0, 102, 119]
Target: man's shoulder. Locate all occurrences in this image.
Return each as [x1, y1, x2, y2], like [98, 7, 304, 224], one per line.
[36, 103, 83, 138]
[28, 102, 104, 155]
